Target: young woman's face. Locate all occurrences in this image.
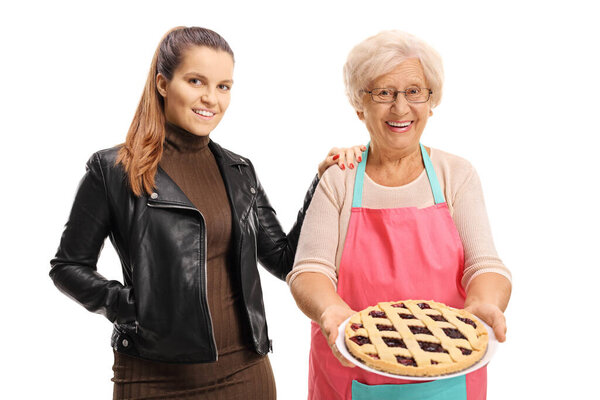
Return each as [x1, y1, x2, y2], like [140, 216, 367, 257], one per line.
[157, 46, 234, 136]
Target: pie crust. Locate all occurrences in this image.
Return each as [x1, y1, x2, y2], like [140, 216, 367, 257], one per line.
[344, 300, 488, 377]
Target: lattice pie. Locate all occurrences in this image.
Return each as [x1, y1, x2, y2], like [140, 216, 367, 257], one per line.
[344, 300, 488, 376]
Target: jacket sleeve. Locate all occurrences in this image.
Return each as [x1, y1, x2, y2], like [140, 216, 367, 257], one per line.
[49, 153, 135, 324]
[254, 169, 320, 281]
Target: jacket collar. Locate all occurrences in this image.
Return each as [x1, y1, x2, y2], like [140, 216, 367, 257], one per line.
[208, 140, 249, 167]
[147, 139, 248, 208]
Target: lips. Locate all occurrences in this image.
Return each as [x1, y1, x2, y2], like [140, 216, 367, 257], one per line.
[386, 120, 413, 133]
[193, 108, 215, 120]
[387, 120, 411, 128]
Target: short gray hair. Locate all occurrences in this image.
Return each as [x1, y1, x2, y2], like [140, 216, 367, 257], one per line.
[343, 30, 444, 111]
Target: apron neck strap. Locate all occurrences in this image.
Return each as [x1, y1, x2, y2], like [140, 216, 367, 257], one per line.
[420, 143, 446, 205]
[352, 142, 446, 208]
[352, 143, 369, 208]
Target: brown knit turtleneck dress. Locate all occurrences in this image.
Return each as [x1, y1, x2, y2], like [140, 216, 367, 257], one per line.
[111, 124, 276, 400]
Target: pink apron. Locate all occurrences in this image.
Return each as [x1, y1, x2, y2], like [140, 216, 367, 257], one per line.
[307, 143, 487, 400]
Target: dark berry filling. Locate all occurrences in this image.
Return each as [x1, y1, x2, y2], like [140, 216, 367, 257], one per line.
[382, 337, 407, 348]
[396, 356, 417, 366]
[459, 347, 472, 355]
[351, 323, 363, 331]
[399, 313, 416, 319]
[443, 328, 466, 339]
[410, 326, 433, 335]
[429, 315, 447, 322]
[369, 354, 380, 360]
[369, 311, 387, 318]
[392, 303, 407, 308]
[431, 360, 439, 365]
[350, 336, 371, 345]
[418, 341, 448, 353]
[418, 303, 431, 309]
[376, 324, 396, 332]
[457, 316, 477, 328]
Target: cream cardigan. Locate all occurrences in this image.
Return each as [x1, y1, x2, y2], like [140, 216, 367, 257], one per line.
[287, 148, 511, 291]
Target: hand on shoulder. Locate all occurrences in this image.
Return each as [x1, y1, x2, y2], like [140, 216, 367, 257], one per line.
[318, 145, 367, 178]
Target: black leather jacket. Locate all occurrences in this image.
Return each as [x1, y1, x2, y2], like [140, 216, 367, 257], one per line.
[50, 141, 318, 363]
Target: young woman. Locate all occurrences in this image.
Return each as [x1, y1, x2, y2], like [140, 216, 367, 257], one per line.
[49, 26, 362, 399]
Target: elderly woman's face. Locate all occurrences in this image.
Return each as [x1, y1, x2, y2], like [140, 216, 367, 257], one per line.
[358, 58, 432, 154]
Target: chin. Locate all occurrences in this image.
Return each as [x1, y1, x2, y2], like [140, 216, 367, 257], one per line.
[185, 122, 212, 137]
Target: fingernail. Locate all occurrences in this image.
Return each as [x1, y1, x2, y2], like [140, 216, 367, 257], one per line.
[349, 163, 354, 169]
[333, 154, 340, 161]
[358, 156, 362, 162]
[341, 164, 346, 170]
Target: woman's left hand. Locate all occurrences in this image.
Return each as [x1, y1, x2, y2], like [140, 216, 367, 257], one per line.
[318, 145, 367, 178]
[464, 302, 507, 342]
[319, 303, 356, 368]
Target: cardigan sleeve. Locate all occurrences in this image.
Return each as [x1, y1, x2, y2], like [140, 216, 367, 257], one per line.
[450, 165, 512, 289]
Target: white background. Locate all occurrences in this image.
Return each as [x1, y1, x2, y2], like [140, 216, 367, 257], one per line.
[2, 0, 599, 398]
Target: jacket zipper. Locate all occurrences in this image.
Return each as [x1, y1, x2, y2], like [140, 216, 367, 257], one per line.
[147, 201, 218, 361]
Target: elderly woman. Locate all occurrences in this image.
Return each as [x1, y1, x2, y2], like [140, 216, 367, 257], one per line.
[288, 31, 512, 399]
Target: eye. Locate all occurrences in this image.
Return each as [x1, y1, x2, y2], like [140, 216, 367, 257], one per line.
[376, 88, 393, 97]
[405, 87, 421, 96]
[189, 78, 204, 86]
[217, 84, 231, 92]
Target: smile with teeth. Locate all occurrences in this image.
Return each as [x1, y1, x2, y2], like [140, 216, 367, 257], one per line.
[193, 109, 215, 117]
[387, 121, 412, 128]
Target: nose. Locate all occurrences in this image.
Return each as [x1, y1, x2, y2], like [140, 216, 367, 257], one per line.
[391, 92, 410, 113]
[200, 87, 217, 107]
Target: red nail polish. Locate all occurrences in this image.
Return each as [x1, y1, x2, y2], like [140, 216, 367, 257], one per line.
[333, 154, 340, 161]
[358, 156, 362, 162]
[341, 164, 346, 170]
[349, 163, 354, 169]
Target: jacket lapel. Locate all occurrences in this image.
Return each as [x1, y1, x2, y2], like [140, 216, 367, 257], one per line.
[209, 140, 256, 225]
[147, 165, 196, 208]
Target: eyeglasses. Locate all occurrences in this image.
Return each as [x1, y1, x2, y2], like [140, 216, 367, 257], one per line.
[365, 87, 432, 103]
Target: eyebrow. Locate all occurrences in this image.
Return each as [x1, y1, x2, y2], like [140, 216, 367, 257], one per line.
[377, 81, 424, 88]
[183, 72, 233, 84]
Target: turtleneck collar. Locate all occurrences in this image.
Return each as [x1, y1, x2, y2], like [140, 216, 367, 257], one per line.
[164, 122, 210, 153]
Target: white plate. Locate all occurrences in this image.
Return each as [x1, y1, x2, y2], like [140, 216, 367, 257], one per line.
[335, 314, 498, 381]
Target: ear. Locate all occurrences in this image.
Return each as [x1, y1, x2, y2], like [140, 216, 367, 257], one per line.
[156, 73, 168, 98]
[356, 110, 365, 121]
[429, 109, 433, 117]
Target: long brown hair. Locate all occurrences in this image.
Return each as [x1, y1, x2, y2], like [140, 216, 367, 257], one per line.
[116, 26, 234, 196]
